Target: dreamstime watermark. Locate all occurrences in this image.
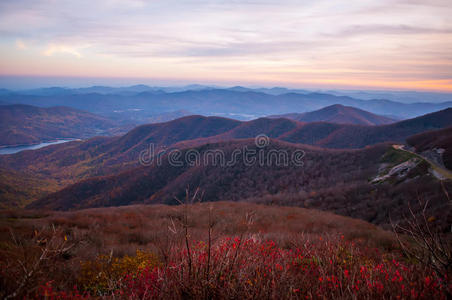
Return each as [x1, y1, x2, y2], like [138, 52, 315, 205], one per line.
[139, 134, 305, 167]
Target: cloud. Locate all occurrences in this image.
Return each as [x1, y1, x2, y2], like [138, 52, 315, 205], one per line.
[43, 44, 88, 58]
[329, 24, 452, 37]
[0, 0, 451, 91]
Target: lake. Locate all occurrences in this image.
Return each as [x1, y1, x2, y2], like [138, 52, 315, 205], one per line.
[0, 139, 79, 155]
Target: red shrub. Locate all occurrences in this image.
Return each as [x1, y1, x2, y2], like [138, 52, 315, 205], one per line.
[38, 235, 450, 299]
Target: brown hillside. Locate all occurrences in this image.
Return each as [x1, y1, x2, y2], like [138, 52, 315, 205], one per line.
[0, 104, 117, 147]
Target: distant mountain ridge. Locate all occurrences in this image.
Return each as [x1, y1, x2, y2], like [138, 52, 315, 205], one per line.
[269, 104, 396, 125]
[1, 86, 451, 120]
[4, 85, 451, 103]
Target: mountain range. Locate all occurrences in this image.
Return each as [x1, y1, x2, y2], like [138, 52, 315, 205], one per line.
[2, 107, 451, 179]
[25, 138, 451, 228]
[2, 84, 451, 103]
[0, 86, 451, 229]
[0, 103, 411, 148]
[1, 86, 451, 121]
[0, 106, 451, 223]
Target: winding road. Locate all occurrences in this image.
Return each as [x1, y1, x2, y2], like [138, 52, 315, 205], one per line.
[392, 144, 452, 180]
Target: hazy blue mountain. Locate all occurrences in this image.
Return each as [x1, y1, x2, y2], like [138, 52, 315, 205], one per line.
[227, 86, 311, 95]
[18, 87, 72, 96]
[325, 90, 452, 104]
[1, 87, 451, 121]
[0, 89, 12, 96]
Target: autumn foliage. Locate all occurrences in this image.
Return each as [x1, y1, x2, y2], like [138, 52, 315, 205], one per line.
[39, 236, 450, 299]
[1, 202, 450, 299]
[78, 250, 160, 295]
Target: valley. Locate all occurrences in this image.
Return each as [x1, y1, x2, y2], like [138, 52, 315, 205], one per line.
[0, 139, 78, 155]
[0, 103, 450, 231]
[0, 104, 125, 147]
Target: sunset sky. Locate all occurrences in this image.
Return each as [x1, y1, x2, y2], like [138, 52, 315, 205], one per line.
[0, 0, 451, 91]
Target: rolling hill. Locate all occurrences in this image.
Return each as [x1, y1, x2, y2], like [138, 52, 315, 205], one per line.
[0, 104, 118, 147]
[1, 108, 452, 211]
[175, 107, 452, 149]
[27, 139, 452, 230]
[269, 104, 396, 125]
[280, 107, 452, 148]
[0, 116, 245, 193]
[27, 140, 387, 210]
[1, 108, 452, 182]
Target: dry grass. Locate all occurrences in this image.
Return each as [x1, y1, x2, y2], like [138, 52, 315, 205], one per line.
[1, 202, 395, 253]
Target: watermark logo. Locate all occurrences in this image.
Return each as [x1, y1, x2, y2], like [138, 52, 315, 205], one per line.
[255, 134, 270, 148]
[139, 134, 304, 167]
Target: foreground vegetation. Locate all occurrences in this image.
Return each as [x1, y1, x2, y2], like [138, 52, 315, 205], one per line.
[0, 201, 450, 299]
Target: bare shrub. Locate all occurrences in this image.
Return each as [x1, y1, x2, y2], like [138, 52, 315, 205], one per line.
[392, 196, 452, 296]
[0, 225, 75, 299]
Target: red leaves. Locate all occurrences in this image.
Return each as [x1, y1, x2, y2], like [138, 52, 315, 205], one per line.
[38, 281, 88, 300]
[37, 235, 450, 299]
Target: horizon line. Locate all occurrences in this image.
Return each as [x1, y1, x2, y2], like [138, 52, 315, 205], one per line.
[1, 75, 452, 94]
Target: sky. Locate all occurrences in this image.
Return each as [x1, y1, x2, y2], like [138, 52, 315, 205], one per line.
[0, 0, 452, 91]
